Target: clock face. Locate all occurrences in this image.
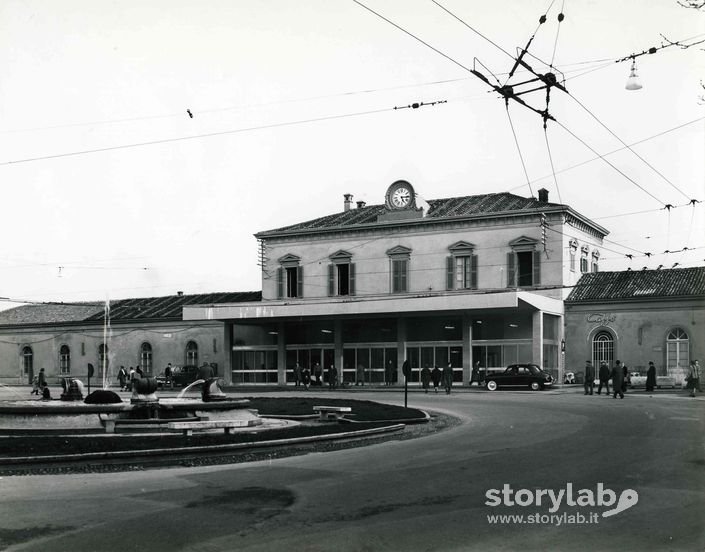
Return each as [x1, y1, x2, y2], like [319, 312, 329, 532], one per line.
[386, 180, 416, 210]
[391, 186, 411, 208]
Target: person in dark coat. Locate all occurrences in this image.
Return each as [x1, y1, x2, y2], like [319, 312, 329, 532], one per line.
[612, 360, 625, 399]
[117, 366, 127, 391]
[431, 366, 441, 393]
[442, 363, 453, 394]
[645, 361, 656, 392]
[583, 361, 595, 395]
[327, 364, 338, 389]
[597, 362, 611, 395]
[385, 360, 395, 386]
[622, 363, 630, 394]
[470, 361, 481, 387]
[420, 365, 431, 393]
[302, 367, 311, 390]
[37, 368, 47, 391]
[293, 362, 302, 387]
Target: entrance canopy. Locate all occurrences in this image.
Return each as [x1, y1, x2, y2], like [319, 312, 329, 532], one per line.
[183, 290, 563, 322]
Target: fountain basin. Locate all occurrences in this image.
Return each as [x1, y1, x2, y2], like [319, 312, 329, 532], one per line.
[0, 398, 262, 433]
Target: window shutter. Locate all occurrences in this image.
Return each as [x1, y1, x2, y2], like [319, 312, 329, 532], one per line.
[401, 259, 408, 291]
[533, 251, 541, 286]
[277, 267, 283, 299]
[297, 266, 304, 298]
[446, 256, 454, 290]
[349, 263, 356, 295]
[471, 254, 478, 289]
[327, 264, 335, 296]
[507, 252, 515, 287]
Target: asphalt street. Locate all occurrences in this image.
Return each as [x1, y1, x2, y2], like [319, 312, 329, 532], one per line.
[1, 388, 703, 552]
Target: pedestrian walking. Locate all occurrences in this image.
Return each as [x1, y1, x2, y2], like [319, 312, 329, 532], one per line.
[313, 363, 322, 386]
[293, 362, 302, 387]
[385, 360, 395, 386]
[117, 366, 127, 391]
[597, 362, 611, 395]
[302, 367, 311, 390]
[583, 361, 595, 395]
[31, 374, 40, 395]
[420, 365, 431, 393]
[470, 361, 481, 387]
[431, 366, 441, 393]
[327, 364, 338, 389]
[443, 363, 453, 395]
[164, 363, 173, 388]
[622, 363, 630, 394]
[128, 367, 136, 391]
[645, 361, 656, 392]
[687, 360, 701, 397]
[355, 363, 365, 386]
[612, 361, 625, 399]
[37, 368, 47, 393]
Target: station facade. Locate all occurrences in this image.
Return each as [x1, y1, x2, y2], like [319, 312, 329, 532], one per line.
[184, 181, 608, 386]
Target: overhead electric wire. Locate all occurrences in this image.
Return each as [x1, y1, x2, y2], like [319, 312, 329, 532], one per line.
[0, 106, 398, 166]
[565, 93, 695, 202]
[352, 0, 475, 74]
[505, 105, 535, 197]
[509, 116, 705, 192]
[543, 125, 563, 204]
[550, 0, 566, 67]
[553, 120, 666, 205]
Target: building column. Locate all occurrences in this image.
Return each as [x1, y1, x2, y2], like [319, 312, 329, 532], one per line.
[397, 317, 407, 384]
[277, 321, 286, 386]
[334, 319, 343, 377]
[222, 322, 232, 385]
[533, 310, 544, 368]
[462, 314, 473, 384]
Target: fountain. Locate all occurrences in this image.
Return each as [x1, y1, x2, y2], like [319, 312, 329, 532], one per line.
[0, 377, 266, 434]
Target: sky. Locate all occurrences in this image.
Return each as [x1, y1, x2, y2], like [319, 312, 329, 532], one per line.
[1, 0, 704, 306]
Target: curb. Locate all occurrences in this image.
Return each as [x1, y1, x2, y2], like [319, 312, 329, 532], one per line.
[0, 423, 406, 466]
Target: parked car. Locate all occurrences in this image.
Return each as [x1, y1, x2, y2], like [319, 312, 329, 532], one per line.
[170, 365, 200, 387]
[485, 363, 554, 391]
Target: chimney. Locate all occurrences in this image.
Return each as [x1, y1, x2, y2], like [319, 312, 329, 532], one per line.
[356, 200, 366, 209]
[538, 188, 549, 203]
[343, 194, 353, 212]
[177, 291, 183, 296]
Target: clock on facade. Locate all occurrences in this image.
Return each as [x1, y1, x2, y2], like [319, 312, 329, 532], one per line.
[385, 180, 416, 210]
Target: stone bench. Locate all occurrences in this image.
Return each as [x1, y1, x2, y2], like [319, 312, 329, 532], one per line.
[313, 405, 351, 421]
[167, 420, 249, 436]
[99, 414, 209, 433]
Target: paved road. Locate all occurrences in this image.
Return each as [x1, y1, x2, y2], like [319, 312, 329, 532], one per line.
[1, 389, 703, 552]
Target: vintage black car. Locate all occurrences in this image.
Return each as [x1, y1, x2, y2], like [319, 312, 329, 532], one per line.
[170, 365, 200, 387]
[485, 363, 554, 391]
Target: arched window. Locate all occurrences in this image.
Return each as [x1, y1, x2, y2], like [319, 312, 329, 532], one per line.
[666, 328, 689, 376]
[59, 345, 71, 375]
[592, 331, 614, 369]
[186, 341, 198, 366]
[99, 344, 109, 372]
[140, 342, 153, 375]
[22, 346, 33, 383]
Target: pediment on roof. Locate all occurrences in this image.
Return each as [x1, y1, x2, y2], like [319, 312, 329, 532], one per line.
[386, 245, 412, 256]
[277, 253, 301, 265]
[508, 236, 539, 249]
[448, 241, 476, 253]
[329, 250, 353, 261]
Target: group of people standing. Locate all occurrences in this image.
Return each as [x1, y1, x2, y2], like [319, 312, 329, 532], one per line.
[584, 359, 701, 398]
[420, 364, 454, 394]
[116, 365, 144, 391]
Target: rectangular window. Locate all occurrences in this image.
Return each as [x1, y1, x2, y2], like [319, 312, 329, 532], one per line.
[286, 266, 299, 297]
[392, 259, 408, 292]
[580, 256, 588, 273]
[591, 261, 599, 273]
[570, 250, 576, 272]
[337, 264, 350, 295]
[517, 251, 534, 287]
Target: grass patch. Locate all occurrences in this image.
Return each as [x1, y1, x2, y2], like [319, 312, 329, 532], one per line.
[246, 396, 425, 420]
